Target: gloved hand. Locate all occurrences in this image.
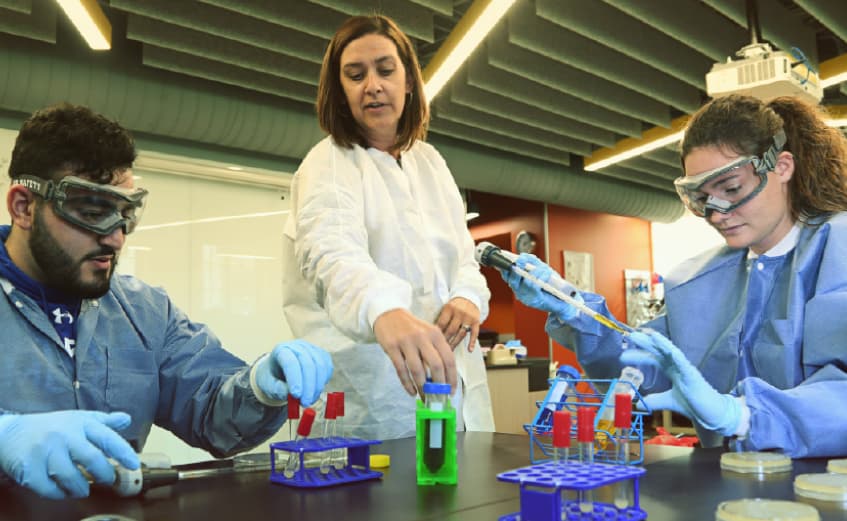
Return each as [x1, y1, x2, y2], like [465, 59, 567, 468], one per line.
[254, 340, 333, 407]
[500, 253, 584, 321]
[0, 410, 140, 499]
[621, 329, 742, 436]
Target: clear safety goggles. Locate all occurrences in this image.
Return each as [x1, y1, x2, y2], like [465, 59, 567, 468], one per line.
[674, 130, 786, 218]
[12, 175, 148, 235]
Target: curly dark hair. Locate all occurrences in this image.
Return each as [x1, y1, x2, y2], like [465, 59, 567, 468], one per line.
[9, 102, 137, 184]
[681, 95, 847, 222]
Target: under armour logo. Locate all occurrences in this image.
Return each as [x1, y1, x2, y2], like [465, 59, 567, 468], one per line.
[52, 308, 74, 325]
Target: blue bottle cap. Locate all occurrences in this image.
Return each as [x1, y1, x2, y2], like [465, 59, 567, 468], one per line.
[422, 382, 451, 395]
[556, 365, 580, 379]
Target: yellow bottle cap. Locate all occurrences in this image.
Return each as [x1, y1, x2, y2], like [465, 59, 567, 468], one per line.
[715, 499, 819, 521]
[370, 454, 390, 468]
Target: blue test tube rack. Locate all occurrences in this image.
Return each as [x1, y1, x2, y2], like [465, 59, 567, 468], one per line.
[524, 375, 651, 465]
[497, 461, 647, 521]
[269, 437, 382, 488]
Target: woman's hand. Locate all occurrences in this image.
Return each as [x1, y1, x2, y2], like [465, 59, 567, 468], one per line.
[436, 297, 481, 352]
[374, 309, 457, 396]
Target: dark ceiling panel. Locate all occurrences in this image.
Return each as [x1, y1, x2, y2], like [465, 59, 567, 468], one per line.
[127, 15, 321, 86]
[0, 0, 30, 14]
[0, 1, 55, 43]
[536, 0, 712, 88]
[485, 29, 671, 127]
[465, 48, 642, 136]
[506, 0, 703, 113]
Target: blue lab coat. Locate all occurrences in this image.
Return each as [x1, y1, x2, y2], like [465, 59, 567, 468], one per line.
[548, 213, 847, 457]
[0, 226, 287, 458]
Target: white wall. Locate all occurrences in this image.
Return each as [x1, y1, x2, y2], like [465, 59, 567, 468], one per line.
[651, 212, 725, 278]
[0, 131, 297, 463]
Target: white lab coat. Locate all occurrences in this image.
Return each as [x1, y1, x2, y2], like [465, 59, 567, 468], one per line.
[282, 136, 495, 440]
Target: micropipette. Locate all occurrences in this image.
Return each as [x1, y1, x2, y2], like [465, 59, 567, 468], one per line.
[474, 242, 633, 336]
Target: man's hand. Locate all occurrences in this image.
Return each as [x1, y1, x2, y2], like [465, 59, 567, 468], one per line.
[0, 410, 140, 499]
[254, 340, 334, 406]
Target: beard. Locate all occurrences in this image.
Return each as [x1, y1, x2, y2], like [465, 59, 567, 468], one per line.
[29, 206, 118, 298]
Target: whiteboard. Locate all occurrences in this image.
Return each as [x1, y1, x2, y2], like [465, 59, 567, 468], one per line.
[1, 131, 299, 463]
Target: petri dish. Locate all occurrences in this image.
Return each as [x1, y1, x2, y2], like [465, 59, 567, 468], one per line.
[715, 498, 819, 521]
[827, 458, 847, 474]
[720, 451, 792, 474]
[794, 473, 847, 502]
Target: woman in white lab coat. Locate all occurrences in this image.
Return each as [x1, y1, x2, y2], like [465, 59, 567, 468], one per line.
[282, 15, 495, 439]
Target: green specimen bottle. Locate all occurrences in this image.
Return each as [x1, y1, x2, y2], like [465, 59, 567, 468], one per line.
[416, 382, 457, 485]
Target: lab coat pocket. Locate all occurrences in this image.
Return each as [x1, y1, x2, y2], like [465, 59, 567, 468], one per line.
[106, 345, 159, 419]
[751, 318, 797, 389]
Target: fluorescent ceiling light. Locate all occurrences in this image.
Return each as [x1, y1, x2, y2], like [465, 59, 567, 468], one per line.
[584, 116, 689, 172]
[56, 0, 111, 50]
[423, 0, 516, 102]
[820, 54, 847, 89]
[585, 105, 847, 171]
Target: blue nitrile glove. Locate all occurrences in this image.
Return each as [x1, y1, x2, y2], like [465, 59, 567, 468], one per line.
[254, 340, 333, 407]
[500, 253, 584, 321]
[621, 329, 742, 436]
[0, 410, 140, 499]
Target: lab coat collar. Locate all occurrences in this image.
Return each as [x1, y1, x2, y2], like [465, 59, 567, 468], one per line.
[747, 223, 801, 260]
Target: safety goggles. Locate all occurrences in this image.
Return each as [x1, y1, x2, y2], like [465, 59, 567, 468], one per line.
[674, 130, 786, 217]
[12, 175, 148, 235]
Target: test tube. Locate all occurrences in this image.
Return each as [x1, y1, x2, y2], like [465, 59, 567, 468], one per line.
[423, 382, 451, 473]
[287, 394, 300, 440]
[552, 410, 571, 465]
[283, 407, 316, 478]
[320, 394, 338, 474]
[613, 393, 633, 510]
[332, 392, 346, 470]
[577, 407, 595, 514]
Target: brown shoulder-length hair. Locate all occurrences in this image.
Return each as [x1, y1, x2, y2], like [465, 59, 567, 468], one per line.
[681, 94, 847, 222]
[316, 15, 429, 153]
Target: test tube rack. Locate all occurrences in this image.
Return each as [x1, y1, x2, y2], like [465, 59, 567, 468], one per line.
[497, 461, 647, 521]
[525, 375, 651, 465]
[269, 437, 382, 488]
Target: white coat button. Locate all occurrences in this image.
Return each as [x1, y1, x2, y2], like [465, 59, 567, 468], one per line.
[73, 380, 80, 389]
[757, 262, 764, 271]
[14, 301, 22, 308]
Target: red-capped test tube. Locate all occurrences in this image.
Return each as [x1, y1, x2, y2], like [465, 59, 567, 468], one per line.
[320, 394, 338, 474]
[283, 407, 316, 478]
[332, 392, 347, 470]
[552, 410, 571, 465]
[613, 393, 633, 509]
[577, 407, 596, 514]
[287, 395, 300, 440]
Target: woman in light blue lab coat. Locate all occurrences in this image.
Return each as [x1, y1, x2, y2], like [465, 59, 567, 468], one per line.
[281, 15, 494, 440]
[504, 95, 847, 457]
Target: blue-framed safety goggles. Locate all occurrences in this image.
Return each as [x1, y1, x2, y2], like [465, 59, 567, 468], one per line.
[674, 130, 786, 217]
[12, 175, 148, 235]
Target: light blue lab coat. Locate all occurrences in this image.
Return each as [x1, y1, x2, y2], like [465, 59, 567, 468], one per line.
[0, 227, 287, 458]
[548, 213, 847, 457]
